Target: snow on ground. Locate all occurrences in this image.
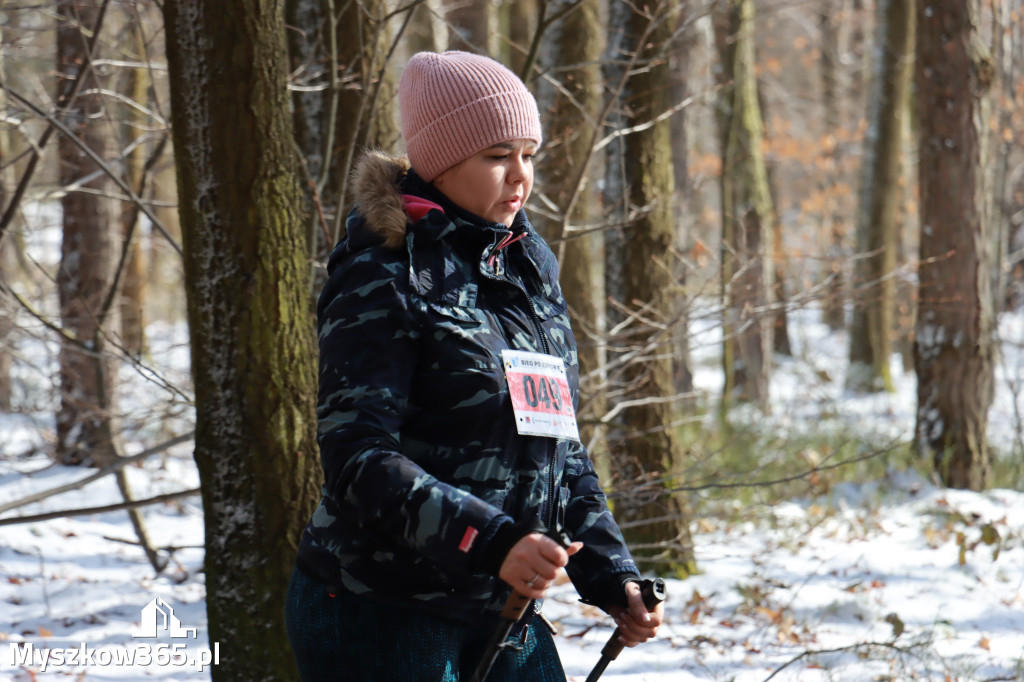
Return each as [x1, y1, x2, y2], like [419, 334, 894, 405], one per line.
[553, 482, 1024, 681]
[1, 309, 1022, 681]
[1, 447, 1022, 681]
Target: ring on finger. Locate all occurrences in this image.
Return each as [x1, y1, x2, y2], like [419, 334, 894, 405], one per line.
[525, 572, 541, 588]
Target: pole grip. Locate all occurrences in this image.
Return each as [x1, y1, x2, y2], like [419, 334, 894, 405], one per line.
[599, 578, 667, 662]
[501, 527, 572, 619]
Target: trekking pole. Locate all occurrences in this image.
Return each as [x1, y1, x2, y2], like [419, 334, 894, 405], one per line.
[584, 577, 667, 682]
[468, 526, 572, 682]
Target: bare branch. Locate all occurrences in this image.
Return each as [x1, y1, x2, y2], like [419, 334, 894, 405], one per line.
[331, 0, 422, 247]
[554, 3, 665, 262]
[99, 132, 171, 331]
[0, 83, 181, 255]
[0, 488, 200, 528]
[0, 0, 113, 250]
[605, 440, 899, 500]
[518, 0, 589, 82]
[0, 432, 194, 516]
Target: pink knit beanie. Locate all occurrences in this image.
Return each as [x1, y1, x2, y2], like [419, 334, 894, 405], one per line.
[399, 51, 542, 181]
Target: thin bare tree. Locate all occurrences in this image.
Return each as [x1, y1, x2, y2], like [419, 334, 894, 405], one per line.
[712, 0, 775, 410]
[54, 0, 121, 466]
[444, 0, 493, 53]
[604, 0, 696, 574]
[846, 0, 914, 394]
[536, 0, 605, 460]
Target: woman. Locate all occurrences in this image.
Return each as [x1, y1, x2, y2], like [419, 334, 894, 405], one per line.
[286, 50, 664, 681]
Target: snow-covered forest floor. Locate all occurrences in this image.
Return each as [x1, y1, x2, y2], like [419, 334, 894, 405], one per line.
[2, 307, 1023, 681]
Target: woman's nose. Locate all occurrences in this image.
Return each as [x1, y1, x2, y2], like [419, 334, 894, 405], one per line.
[508, 154, 528, 183]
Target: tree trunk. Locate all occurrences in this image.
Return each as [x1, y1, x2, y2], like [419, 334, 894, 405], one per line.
[712, 0, 774, 411]
[0, 232, 11, 410]
[148, 156, 182, 309]
[329, 0, 399, 208]
[604, 0, 695, 576]
[914, 0, 995, 490]
[846, 0, 914, 394]
[407, 0, 441, 54]
[444, 0, 493, 53]
[0, 229, 11, 410]
[118, 30, 150, 358]
[285, 0, 329, 262]
[0, 19, 13, 411]
[55, 0, 121, 466]
[287, 0, 400, 260]
[163, 0, 322, 678]
[819, 0, 849, 331]
[0, 247, 11, 411]
[992, 0, 1023, 313]
[671, 3, 694, 398]
[768, 165, 792, 357]
[501, 0, 536, 74]
[537, 0, 604, 469]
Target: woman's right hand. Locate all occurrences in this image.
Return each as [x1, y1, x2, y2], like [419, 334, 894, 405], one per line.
[498, 533, 583, 599]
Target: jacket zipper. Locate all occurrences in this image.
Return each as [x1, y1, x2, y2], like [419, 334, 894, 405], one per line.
[525, 293, 558, 531]
[482, 236, 559, 531]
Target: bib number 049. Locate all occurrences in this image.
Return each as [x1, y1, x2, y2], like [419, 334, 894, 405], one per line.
[501, 349, 580, 442]
[520, 375, 562, 412]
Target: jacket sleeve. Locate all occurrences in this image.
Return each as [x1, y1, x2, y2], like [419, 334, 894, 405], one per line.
[316, 246, 513, 576]
[561, 435, 641, 610]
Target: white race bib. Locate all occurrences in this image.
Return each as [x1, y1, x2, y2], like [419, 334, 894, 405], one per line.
[501, 349, 580, 442]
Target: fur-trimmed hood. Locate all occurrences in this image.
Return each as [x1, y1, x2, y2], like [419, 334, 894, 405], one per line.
[348, 148, 537, 253]
[349, 150, 412, 250]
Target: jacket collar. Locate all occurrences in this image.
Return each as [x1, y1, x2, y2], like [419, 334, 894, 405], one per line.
[348, 150, 528, 250]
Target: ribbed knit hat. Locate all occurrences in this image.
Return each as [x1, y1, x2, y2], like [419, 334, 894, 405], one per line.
[399, 51, 542, 181]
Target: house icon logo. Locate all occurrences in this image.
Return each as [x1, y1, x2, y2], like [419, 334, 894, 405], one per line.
[133, 598, 198, 639]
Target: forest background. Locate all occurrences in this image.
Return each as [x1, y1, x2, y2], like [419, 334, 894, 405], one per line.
[0, 0, 1022, 680]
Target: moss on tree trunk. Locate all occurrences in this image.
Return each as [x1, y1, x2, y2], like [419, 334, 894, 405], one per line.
[164, 1, 321, 679]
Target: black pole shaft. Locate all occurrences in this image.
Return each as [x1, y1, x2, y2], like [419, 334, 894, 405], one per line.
[584, 656, 612, 682]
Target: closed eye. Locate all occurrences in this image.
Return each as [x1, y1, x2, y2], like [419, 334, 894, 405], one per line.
[488, 154, 534, 162]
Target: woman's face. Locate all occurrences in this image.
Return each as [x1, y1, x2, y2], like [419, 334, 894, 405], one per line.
[432, 139, 536, 227]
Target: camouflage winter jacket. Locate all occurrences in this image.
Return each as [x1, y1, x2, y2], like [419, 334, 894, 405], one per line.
[296, 151, 639, 623]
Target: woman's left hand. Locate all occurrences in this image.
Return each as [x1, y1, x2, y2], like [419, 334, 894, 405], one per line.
[608, 581, 664, 647]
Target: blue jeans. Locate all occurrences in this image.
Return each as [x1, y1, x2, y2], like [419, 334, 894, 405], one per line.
[285, 564, 567, 681]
